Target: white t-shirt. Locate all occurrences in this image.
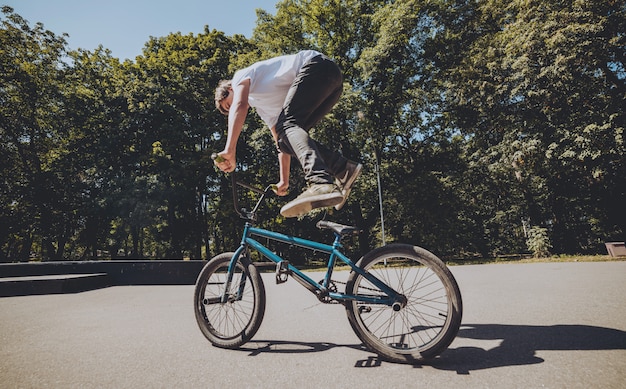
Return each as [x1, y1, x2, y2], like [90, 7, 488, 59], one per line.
[231, 50, 321, 128]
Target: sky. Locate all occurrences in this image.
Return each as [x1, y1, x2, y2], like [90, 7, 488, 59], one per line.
[4, 0, 279, 61]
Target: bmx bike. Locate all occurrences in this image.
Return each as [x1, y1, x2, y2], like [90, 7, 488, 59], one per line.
[194, 173, 462, 363]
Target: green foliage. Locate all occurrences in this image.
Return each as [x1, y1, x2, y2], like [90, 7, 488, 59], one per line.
[1, 6, 71, 261]
[526, 226, 552, 258]
[1, 1, 624, 262]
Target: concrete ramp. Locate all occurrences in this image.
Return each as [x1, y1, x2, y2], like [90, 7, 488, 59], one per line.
[0, 273, 111, 297]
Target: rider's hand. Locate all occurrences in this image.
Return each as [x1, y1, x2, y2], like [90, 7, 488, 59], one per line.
[214, 151, 236, 173]
[273, 180, 289, 196]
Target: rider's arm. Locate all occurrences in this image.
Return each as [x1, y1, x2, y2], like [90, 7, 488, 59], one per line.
[270, 126, 290, 196]
[218, 79, 250, 172]
[276, 151, 290, 196]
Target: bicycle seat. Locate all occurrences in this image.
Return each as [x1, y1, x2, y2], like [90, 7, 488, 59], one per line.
[316, 221, 361, 236]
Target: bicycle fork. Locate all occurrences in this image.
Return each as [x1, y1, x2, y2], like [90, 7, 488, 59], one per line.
[219, 245, 250, 304]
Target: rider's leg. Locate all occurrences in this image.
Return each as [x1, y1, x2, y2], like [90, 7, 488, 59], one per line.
[276, 54, 347, 183]
[276, 55, 349, 217]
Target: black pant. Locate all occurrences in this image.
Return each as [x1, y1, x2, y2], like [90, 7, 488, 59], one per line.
[275, 55, 348, 185]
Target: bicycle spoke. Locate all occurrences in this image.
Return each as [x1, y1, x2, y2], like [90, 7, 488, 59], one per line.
[346, 245, 462, 362]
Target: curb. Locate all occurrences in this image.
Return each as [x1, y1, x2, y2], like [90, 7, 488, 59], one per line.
[0, 260, 207, 297]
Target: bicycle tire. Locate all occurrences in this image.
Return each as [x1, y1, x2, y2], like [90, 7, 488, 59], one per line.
[345, 244, 462, 364]
[194, 252, 265, 349]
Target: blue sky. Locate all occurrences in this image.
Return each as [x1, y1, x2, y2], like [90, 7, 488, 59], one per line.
[4, 0, 278, 60]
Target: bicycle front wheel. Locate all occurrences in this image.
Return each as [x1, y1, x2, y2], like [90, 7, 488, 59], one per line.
[194, 252, 265, 349]
[345, 244, 462, 364]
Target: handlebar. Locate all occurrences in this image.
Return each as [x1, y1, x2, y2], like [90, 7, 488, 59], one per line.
[211, 152, 276, 222]
[211, 153, 226, 164]
[230, 173, 275, 222]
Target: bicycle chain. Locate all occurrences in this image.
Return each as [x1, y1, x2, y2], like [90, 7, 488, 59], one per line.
[319, 279, 383, 304]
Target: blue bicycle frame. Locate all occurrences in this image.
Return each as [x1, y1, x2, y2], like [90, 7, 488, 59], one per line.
[223, 221, 402, 306]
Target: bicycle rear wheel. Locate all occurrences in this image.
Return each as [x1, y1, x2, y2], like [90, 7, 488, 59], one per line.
[345, 244, 462, 364]
[194, 252, 265, 349]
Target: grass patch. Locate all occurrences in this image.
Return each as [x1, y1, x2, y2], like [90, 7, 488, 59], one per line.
[446, 254, 623, 266]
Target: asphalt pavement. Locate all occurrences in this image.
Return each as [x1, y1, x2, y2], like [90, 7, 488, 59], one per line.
[1, 261, 625, 388]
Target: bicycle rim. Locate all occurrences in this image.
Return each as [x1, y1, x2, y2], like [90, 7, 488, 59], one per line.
[345, 244, 462, 363]
[194, 252, 265, 349]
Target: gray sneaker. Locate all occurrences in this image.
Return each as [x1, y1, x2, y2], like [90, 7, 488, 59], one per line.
[334, 161, 362, 210]
[280, 183, 344, 218]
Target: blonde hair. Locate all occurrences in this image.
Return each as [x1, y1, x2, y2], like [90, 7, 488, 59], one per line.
[214, 79, 232, 115]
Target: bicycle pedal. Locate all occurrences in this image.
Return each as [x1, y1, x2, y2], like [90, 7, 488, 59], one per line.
[275, 260, 290, 284]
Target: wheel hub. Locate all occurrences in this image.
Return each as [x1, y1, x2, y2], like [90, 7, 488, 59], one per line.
[392, 295, 408, 311]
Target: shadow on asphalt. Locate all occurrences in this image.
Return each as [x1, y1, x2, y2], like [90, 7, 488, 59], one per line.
[240, 340, 362, 355]
[432, 324, 626, 374]
[237, 340, 381, 367]
[234, 324, 626, 372]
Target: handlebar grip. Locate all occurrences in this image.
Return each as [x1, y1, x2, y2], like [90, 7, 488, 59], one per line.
[211, 153, 225, 163]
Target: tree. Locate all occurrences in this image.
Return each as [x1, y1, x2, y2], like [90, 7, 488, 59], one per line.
[62, 47, 130, 259]
[1, 6, 70, 261]
[442, 0, 625, 254]
[117, 28, 240, 258]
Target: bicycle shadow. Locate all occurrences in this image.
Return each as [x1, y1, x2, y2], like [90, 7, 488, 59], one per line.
[431, 324, 626, 374]
[238, 323, 626, 372]
[239, 340, 366, 356]
[238, 340, 383, 366]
